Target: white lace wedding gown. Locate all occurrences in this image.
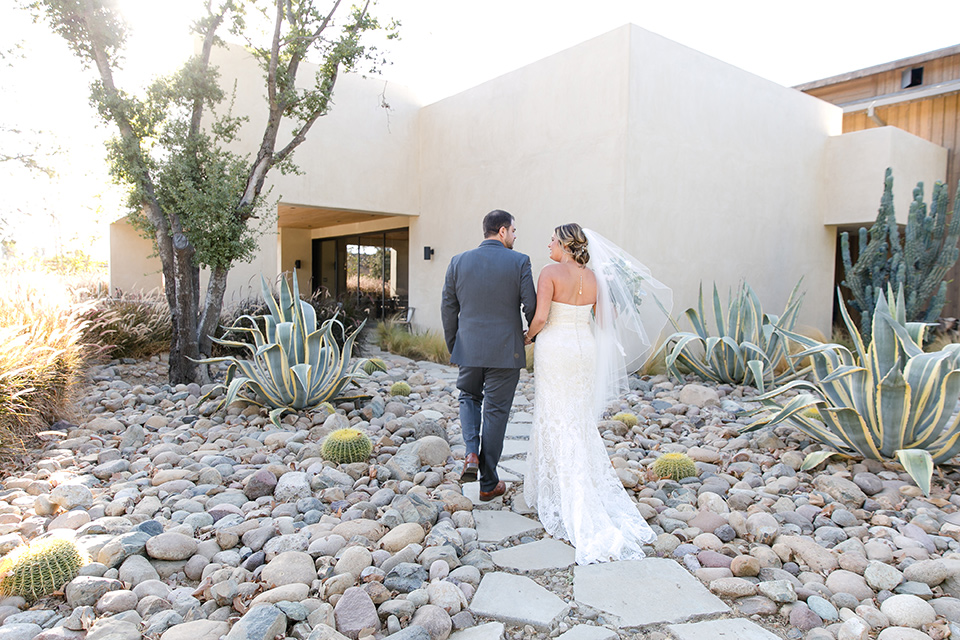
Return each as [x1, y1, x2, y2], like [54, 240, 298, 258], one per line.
[524, 301, 656, 565]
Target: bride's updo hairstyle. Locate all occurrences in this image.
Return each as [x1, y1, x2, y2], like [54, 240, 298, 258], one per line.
[555, 223, 590, 266]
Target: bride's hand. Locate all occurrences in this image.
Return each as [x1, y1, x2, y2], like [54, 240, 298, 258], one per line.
[524, 332, 533, 345]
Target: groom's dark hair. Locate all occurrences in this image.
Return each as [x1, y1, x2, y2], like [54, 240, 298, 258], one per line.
[483, 210, 514, 238]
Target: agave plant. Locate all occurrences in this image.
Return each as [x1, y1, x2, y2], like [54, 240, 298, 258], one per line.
[198, 271, 368, 426]
[744, 286, 960, 495]
[655, 280, 809, 389]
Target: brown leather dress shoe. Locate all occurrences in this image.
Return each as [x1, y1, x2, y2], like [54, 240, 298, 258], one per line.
[479, 480, 506, 502]
[460, 453, 479, 483]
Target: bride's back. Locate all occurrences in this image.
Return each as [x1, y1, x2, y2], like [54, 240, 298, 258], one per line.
[548, 263, 597, 306]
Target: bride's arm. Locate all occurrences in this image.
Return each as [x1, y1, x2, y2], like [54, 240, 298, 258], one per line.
[525, 269, 555, 341]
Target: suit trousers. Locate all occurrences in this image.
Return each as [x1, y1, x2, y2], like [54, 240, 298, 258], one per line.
[456, 366, 521, 492]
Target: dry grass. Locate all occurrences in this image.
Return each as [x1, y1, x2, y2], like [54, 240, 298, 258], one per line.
[0, 269, 90, 452]
[79, 290, 172, 360]
[375, 318, 450, 364]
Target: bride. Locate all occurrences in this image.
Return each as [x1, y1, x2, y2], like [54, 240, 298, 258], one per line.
[523, 223, 672, 565]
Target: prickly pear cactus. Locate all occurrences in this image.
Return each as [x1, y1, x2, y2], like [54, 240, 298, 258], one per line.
[363, 358, 387, 375]
[390, 381, 411, 396]
[0, 537, 87, 602]
[321, 428, 373, 464]
[652, 452, 698, 481]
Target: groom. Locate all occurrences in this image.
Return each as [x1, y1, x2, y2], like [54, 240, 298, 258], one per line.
[441, 210, 537, 501]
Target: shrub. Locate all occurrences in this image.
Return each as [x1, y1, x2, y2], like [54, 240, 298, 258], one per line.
[79, 291, 171, 360]
[375, 319, 449, 364]
[652, 453, 697, 481]
[0, 537, 87, 602]
[745, 286, 960, 496]
[321, 428, 373, 464]
[656, 281, 808, 390]
[199, 271, 369, 427]
[390, 381, 411, 396]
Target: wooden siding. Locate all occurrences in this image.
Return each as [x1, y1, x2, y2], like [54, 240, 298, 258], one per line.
[801, 51, 960, 320]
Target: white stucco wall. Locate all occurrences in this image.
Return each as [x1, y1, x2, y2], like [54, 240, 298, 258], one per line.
[823, 127, 948, 227]
[623, 25, 843, 336]
[415, 26, 633, 331]
[414, 25, 851, 337]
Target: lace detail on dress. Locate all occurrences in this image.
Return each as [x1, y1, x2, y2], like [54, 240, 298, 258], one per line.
[524, 302, 656, 565]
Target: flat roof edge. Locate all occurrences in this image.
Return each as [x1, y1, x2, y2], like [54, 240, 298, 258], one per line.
[794, 43, 960, 91]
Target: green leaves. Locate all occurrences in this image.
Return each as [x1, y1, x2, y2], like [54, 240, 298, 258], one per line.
[657, 280, 808, 390]
[197, 270, 368, 426]
[749, 286, 960, 496]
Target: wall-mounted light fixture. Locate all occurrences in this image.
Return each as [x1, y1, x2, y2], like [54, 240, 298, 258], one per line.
[423, 246, 435, 261]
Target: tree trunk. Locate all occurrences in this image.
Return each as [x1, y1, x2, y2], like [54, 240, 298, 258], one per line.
[198, 264, 230, 362]
[168, 232, 200, 384]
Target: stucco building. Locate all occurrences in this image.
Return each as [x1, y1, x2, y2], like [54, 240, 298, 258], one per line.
[110, 25, 950, 339]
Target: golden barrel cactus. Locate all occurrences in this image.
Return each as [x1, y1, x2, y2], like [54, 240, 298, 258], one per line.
[321, 428, 373, 464]
[0, 537, 87, 602]
[652, 452, 698, 481]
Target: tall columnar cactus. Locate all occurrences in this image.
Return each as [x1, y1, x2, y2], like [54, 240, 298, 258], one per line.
[0, 537, 87, 602]
[841, 168, 960, 336]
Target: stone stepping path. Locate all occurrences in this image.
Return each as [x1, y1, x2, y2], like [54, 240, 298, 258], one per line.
[474, 510, 543, 544]
[462, 402, 790, 639]
[448, 622, 505, 639]
[470, 572, 570, 629]
[573, 559, 729, 626]
[557, 626, 619, 640]
[490, 538, 576, 571]
[504, 421, 530, 438]
[668, 618, 787, 639]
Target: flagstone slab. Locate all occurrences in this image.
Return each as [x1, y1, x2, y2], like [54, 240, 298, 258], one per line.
[500, 440, 528, 458]
[668, 618, 785, 640]
[496, 466, 522, 482]
[475, 510, 543, 543]
[470, 572, 569, 630]
[490, 538, 575, 571]
[448, 622, 505, 640]
[462, 482, 513, 508]
[574, 558, 729, 626]
[505, 422, 531, 438]
[511, 411, 533, 423]
[499, 459, 528, 479]
[510, 491, 536, 516]
[513, 395, 531, 406]
[556, 626, 619, 640]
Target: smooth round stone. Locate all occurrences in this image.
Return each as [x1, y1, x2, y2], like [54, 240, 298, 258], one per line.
[789, 602, 823, 631]
[261, 551, 317, 588]
[379, 523, 425, 553]
[95, 589, 138, 614]
[931, 597, 960, 622]
[902, 559, 948, 586]
[876, 627, 939, 640]
[735, 596, 778, 616]
[880, 594, 936, 628]
[334, 546, 373, 579]
[825, 570, 874, 601]
[0, 623, 42, 640]
[852, 472, 883, 495]
[410, 604, 451, 640]
[730, 555, 760, 577]
[709, 578, 757, 598]
[146, 533, 198, 561]
[806, 595, 839, 622]
[865, 561, 904, 591]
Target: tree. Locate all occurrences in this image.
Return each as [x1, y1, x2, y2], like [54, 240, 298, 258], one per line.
[29, 0, 394, 383]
